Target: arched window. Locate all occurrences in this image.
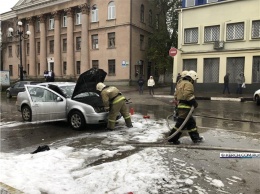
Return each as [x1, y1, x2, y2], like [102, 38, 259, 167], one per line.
[108, 1, 115, 19]
[140, 4, 144, 22]
[149, 10, 152, 26]
[91, 4, 98, 22]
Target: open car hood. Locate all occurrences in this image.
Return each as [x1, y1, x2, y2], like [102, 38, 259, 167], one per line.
[72, 68, 107, 99]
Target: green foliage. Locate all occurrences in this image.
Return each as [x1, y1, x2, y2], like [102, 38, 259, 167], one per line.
[147, 0, 181, 75]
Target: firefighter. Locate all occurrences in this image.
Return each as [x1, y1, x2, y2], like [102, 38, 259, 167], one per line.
[168, 70, 203, 144]
[96, 82, 133, 131]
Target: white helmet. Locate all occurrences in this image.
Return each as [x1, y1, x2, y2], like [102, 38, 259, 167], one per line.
[186, 70, 198, 81]
[96, 82, 106, 91]
[181, 70, 189, 78]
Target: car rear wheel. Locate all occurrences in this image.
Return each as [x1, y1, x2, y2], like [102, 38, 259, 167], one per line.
[6, 91, 12, 98]
[22, 105, 32, 121]
[69, 110, 86, 130]
[256, 95, 260, 106]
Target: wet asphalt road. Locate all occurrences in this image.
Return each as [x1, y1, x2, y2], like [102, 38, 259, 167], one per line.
[1, 92, 260, 193]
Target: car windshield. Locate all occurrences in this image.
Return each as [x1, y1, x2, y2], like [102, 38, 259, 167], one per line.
[59, 85, 75, 98]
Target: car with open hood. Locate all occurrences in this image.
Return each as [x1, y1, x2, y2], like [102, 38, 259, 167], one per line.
[16, 68, 117, 130]
[253, 89, 260, 106]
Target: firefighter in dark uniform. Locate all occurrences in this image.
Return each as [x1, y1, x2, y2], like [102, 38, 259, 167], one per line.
[168, 70, 203, 144]
[96, 82, 133, 130]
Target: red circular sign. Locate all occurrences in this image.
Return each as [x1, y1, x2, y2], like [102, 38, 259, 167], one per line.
[169, 47, 178, 57]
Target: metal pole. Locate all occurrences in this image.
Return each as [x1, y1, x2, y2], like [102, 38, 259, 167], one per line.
[19, 31, 23, 81]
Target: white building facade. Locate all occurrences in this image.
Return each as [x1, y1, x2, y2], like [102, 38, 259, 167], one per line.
[173, 0, 260, 93]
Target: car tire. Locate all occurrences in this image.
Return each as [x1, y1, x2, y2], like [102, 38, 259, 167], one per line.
[6, 91, 12, 98]
[69, 110, 86, 130]
[256, 95, 260, 106]
[22, 105, 32, 121]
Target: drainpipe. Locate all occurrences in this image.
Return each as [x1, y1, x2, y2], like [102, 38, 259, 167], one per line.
[129, 0, 132, 85]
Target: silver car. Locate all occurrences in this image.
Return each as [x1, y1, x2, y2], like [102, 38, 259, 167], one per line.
[16, 68, 117, 130]
[253, 89, 260, 106]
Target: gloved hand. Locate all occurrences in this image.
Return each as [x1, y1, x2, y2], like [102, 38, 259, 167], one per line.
[189, 99, 198, 108]
[105, 107, 110, 112]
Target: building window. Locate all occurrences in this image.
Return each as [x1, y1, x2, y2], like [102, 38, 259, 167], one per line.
[140, 35, 144, 50]
[183, 59, 197, 72]
[37, 42, 40, 54]
[35, 20, 40, 32]
[226, 22, 244, 41]
[37, 63, 40, 75]
[108, 59, 115, 75]
[8, 46, 12, 57]
[149, 10, 152, 26]
[76, 12, 82, 25]
[91, 5, 98, 22]
[186, 0, 195, 7]
[9, 65, 13, 76]
[204, 25, 220, 42]
[252, 20, 260, 39]
[63, 39, 67, 52]
[252, 56, 260, 83]
[226, 57, 245, 83]
[155, 14, 159, 29]
[108, 32, 115, 48]
[63, 62, 67, 75]
[76, 61, 81, 75]
[76, 37, 81, 50]
[203, 58, 219, 83]
[16, 45, 20, 57]
[140, 4, 144, 22]
[108, 1, 115, 20]
[27, 43, 30, 55]
[184, 28, 198, 44]
[92, 60, 99, 69]
[92, 34, 99, 49]
[26, 23, 29, 32]
[50, 40, 54, 54]
[49, 17, 54, 30]
[63, 13, 67, 27]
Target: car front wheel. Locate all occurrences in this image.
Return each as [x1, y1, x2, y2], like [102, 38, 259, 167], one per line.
[22, 105, 32, 121]
[256, 95, 260, 106]
[6, 91, 12, 98]
[69, 110, 86, 130]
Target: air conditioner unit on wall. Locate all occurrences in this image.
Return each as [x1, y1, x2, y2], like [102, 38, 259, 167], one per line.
[214, 41, 224, 50]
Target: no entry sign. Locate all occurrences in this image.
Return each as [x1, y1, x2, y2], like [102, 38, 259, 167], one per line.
[169, 47, 177, 57]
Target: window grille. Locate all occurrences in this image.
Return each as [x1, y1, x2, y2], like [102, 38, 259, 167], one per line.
[204, 25, 220, 42]
[183, 59, 197, 72]
[108, 59, 115, 75]
[108, 1, 115, 19]
[252, 20, 260, 39]
[184, 28, 198, 43]
[252, 56, 260, 83]
[203, 58, 219, 83]
[226, 22, 244, 40]
[226, 57, 245, 83]
[92, 35, 98, 49]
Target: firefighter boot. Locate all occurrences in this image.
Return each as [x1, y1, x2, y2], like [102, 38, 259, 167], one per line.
[125, 117, 133, 128]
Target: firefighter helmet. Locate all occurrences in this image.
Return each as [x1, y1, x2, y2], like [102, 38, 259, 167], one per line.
[186, 70, 198, 81]
[181, 70, 189, 78]
[96, 82, 106, 91]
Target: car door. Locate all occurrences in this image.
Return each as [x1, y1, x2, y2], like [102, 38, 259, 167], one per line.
[25, 85, 67, 122]
[11, 81, 25, 96]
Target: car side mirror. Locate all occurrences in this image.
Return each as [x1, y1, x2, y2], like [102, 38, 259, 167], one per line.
[56, 97, 63, 102]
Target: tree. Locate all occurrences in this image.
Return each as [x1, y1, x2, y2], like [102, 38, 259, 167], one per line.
[147, 0, 181, 83]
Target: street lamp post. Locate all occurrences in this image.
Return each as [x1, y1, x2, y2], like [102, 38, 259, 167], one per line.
[8, 21, 31, 81]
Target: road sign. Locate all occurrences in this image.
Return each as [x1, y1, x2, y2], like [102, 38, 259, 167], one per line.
[169, 47, 178, 57]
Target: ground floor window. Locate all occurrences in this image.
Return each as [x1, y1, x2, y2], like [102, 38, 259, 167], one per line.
[108, 59, 115, 75]
[204, 58, 219, 83]
[252, 56, 260, 83]
[76, 61, 81, 75]
[38, 63, 40, 75]
[226, 57, 244, 83]
[92, 60, 99, 69]
[63, 62, 67, 75]
[9, 65, 13, 76]
[183, 59, 197, 72]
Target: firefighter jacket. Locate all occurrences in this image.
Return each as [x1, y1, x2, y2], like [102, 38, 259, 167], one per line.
[101, 86, 125, 109]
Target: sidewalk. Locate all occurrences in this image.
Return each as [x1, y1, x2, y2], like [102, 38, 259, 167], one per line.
[117, 85, 253, 102]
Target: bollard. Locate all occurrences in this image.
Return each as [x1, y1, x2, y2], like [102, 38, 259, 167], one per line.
[130, 108, 134, 115]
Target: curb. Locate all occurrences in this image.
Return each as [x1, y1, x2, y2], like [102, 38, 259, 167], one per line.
[153, 95, 253, 102]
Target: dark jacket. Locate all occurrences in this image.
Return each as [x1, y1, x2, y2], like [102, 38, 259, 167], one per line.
[137, 77, 145, 86]
[224, 74, 229, 85]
